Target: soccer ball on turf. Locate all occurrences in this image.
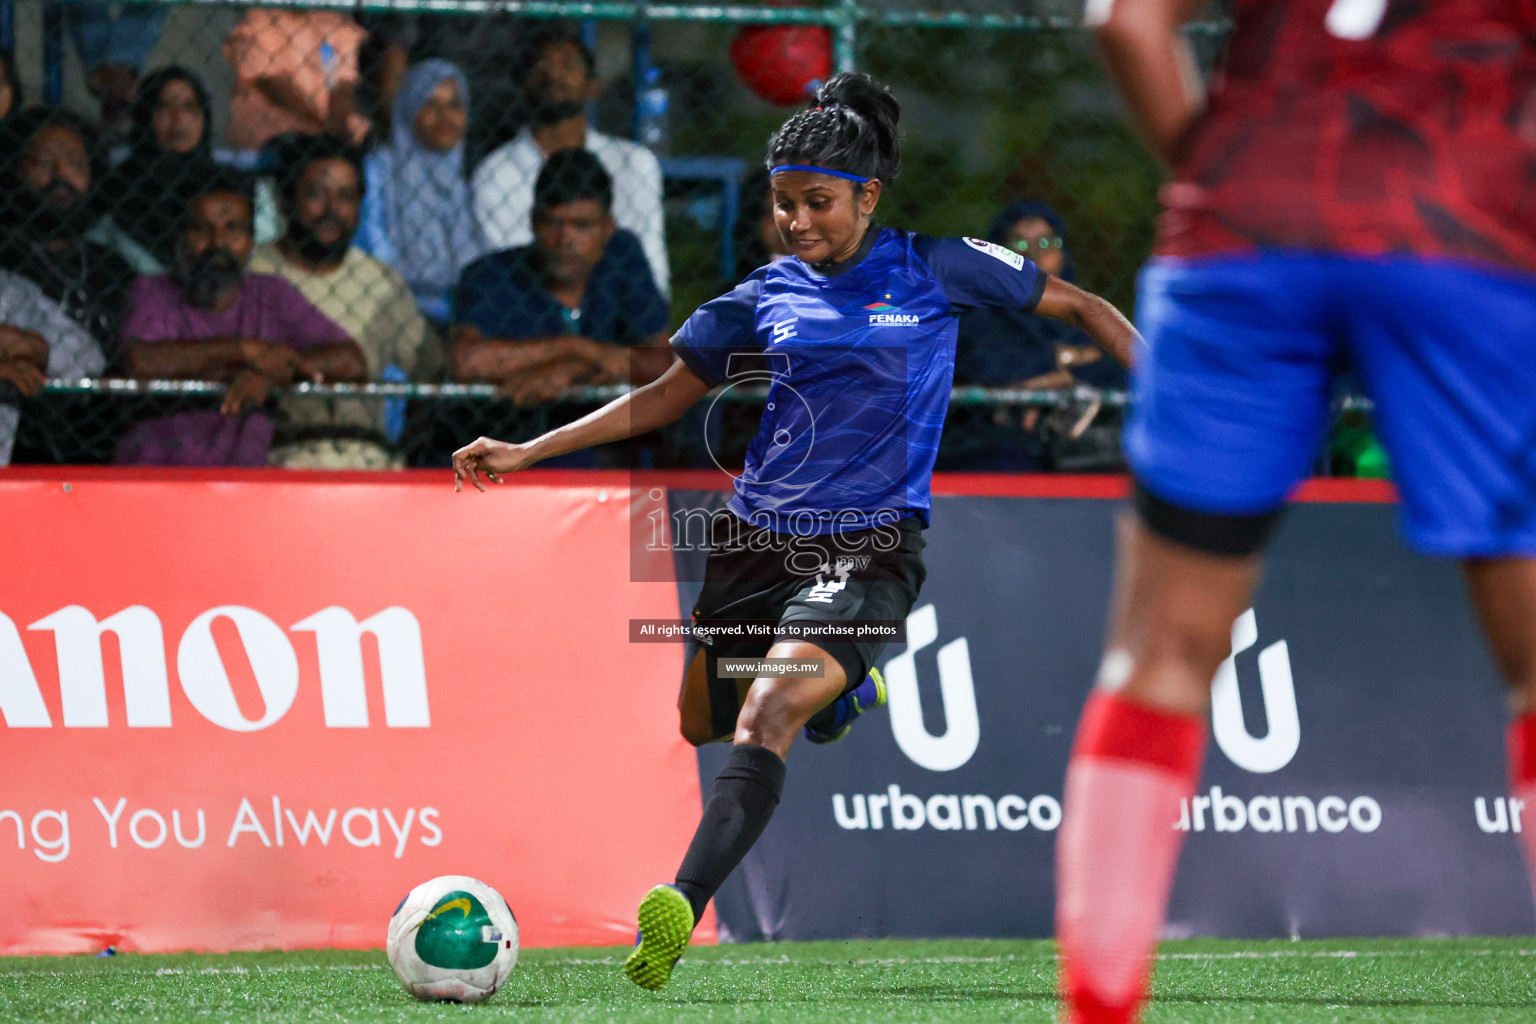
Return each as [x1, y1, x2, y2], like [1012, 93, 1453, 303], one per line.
[386, 875, 519, 1003]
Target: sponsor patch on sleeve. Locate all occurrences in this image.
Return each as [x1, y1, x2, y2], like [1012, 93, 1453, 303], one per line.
[963, 236, 1027, 271]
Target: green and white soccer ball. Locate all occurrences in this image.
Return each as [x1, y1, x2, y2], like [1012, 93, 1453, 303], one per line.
[386, 875, 519, 1003]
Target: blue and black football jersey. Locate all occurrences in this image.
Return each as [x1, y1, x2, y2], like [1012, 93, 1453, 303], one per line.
[670, 226, 1045, 535]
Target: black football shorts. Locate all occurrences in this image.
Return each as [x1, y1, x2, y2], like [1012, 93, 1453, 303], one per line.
[690, 514, 926, 736]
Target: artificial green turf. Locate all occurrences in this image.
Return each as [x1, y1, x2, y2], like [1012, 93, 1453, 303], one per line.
[2, 937, 1534, 1023]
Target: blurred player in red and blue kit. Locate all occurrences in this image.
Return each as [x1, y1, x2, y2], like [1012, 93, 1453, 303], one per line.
[1056, 1, 1536, 1021]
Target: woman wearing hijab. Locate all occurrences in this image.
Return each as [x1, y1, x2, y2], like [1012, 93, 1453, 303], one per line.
[99, 65, 220, 273]
[940, 199, 1127, 470]
[355, 58, 485, 323]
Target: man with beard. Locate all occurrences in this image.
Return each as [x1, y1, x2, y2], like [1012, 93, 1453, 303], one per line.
[0, 108, 135, 351]
[116, 171, 364, 466]
[249, 134, 438, 468]
[471, 25, 669, 295]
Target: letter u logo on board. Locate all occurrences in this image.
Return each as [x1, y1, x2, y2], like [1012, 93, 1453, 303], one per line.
[885, 605, 980, 772]
[1210, 609, 1301, 774]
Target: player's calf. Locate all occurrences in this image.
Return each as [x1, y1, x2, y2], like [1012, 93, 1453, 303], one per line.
[1057, 687, 1206, 1024]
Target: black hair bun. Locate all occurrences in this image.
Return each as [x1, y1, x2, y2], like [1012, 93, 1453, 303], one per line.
[815, 72, 900, 132]
[766, 71, 902, 185]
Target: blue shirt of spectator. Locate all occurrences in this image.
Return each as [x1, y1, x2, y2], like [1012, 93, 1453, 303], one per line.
[453, 227, 666, 345]
[448, 144, 672, 464]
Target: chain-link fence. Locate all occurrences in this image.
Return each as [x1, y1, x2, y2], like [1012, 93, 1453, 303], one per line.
[0, 0, 1382, 475]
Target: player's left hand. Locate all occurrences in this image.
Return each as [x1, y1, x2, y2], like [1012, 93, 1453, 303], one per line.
[452, 437, 536, 493]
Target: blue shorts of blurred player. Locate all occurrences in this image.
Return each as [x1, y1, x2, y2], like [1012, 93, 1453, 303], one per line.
[1126, 252, 1536, 558]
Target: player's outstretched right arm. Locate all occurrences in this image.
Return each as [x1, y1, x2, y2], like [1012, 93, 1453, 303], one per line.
[1034, 276, 1142, 369]
[452, 358, 711, 492]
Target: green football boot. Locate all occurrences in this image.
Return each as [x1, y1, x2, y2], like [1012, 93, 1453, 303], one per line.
[623, 884, 694, 991]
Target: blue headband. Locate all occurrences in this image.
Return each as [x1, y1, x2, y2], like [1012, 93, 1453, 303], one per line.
[770, 164, 871, 183]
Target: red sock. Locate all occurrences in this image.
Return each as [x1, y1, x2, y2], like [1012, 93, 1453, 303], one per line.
[1508, 715, 1536, 899]
[1057, 689, 1206, 1024]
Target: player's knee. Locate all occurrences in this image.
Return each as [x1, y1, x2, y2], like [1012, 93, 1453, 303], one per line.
[1160, 619, 1236, 677]
[1117, 616, 1232, 716]
[734, 681, 799, 747]
[679, 716, 716, 747]
[677, 649, 722, 747]
[677, 694, 720, 747]
[1488, 647, 1536, 705]
[733, 689, 774, 744]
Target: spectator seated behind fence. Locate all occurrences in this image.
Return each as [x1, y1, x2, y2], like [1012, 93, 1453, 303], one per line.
[941, 199, 1127, 471]
[249, 134, 438, 468]
[98, 66, 222, 276]
[471, 25, 670, 296]
[0, 108, 136, 351]
[223, 7, 370, 152]
[116, 171, 364, 466]
[0, 269, 106, 465]
[355, 59, 485, 324]
[451, 148, 671, 407]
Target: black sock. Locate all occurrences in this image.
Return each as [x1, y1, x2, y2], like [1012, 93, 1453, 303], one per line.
[674, 743, 787, 924]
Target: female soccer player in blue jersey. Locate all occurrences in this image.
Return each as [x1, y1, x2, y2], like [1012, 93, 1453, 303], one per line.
[453, 72, 1139, 991]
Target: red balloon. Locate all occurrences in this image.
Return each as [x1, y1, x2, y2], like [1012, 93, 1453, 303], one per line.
[729, 24, 833, 107]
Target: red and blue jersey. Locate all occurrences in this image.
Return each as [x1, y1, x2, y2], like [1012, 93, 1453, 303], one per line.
[670, 226, 1045, 535]
[1132, 1, 1536, 555]
[1161, 0, 1536, 272]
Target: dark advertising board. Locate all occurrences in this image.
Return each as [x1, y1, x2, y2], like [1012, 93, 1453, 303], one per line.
[672, 485, 1532, 941]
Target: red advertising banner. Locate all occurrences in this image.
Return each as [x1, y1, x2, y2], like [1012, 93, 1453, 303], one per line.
[0, 470, 711, 954]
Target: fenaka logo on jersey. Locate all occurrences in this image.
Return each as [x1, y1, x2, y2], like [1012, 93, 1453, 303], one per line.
[864, 301, 919, 326]
[963, 236, 1026, 271]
